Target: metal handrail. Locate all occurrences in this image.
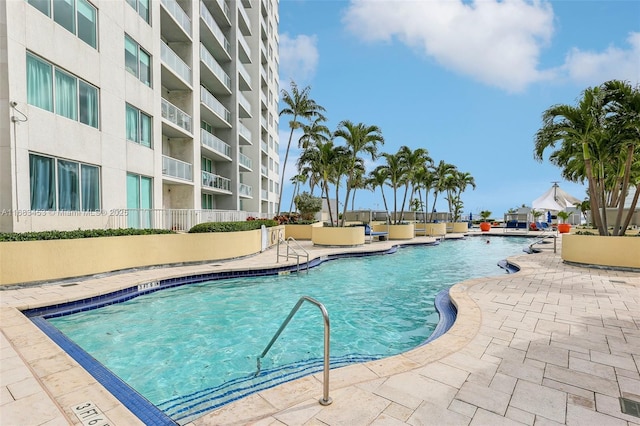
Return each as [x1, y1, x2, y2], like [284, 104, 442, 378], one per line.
[276, 237, 309, 273]
[529, 230, 557, 253]
[255, 296, 332, 406]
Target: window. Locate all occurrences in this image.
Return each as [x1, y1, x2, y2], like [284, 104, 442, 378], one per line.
[201, 157, 212, 173]
[126, 104, 152, 147]
[29, 153, 100, 211]
[202, 193, 213, 209]
[125, 35, 152, 86]
[201, 120, 213, 134]
[26, 0, 97, 49]
[126, 0, 149, 23]
[127, 173, 152, 228]
[26, 53, 99, 128]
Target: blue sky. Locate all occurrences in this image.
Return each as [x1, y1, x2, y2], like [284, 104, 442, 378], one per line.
[276, 0, 640, 219]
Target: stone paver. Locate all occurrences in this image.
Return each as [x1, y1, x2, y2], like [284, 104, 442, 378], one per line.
[1, 231, 639, 425]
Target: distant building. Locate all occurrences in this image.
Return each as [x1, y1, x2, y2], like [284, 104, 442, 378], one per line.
[0, 0, 280, 232]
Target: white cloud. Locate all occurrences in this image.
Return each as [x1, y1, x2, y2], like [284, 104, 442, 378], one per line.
[279, 33, 320, 88]
[561, 32, 640, 86]
[342, 0, 556, 93]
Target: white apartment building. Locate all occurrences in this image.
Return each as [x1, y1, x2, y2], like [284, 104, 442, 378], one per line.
[0, 0, 280, 233]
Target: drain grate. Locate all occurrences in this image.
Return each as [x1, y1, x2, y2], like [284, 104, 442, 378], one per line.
[620, 397, 640, 418]
[61, 283, 79, 287]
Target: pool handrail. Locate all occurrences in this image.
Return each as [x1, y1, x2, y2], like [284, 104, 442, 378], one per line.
[255, 295, 332, 406]
[276, 236, 310, 273]
[528, 229, 557, 253]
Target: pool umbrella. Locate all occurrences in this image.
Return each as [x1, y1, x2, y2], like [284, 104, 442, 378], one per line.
[532, 183, 580, 212]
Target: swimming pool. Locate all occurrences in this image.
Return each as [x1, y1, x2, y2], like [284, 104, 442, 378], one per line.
[29, 236, 529, 424]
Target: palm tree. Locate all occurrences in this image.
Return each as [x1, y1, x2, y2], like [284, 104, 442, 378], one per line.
[333, 120, 384, 226]
[413, 166, 435, 224]
[451, 171, 476, 221]
[379, 150, 407, 224]
[397, 146, 432, 222]
[287, 173, 308, 216]
[367, 166, 390, 215]
[430, 161, 457, 222]
[298, 140, 337, 225]
[278, 81, 326, 216]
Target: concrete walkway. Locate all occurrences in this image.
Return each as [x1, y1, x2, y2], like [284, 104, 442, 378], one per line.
[1, 233, 639, 425]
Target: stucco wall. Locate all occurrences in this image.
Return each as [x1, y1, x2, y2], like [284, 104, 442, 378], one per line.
[311, 226, 365, 246]
[0, 227, 284, 285]
[561, 234, 640, 269]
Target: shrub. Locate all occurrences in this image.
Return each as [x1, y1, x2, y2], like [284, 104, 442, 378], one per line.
[0, 228, 174, 242]
[189, 219, 278, 233]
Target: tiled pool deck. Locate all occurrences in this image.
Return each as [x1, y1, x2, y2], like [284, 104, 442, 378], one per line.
[1, 231, 639, 425]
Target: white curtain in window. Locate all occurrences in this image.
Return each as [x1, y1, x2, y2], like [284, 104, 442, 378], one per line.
[79, 81, 98, 128]
[29, 154, 56, 210]
[126, 105, 139, 142]
[26, 55, 53, 111]
[58, 160, 79, 210]
[140, 113, 151, 147]
[125, 36, 138, 76]
[81, 165, 100, 211]
[55, 70, 78, 120]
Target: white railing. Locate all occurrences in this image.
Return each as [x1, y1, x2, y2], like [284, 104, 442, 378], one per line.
[261, 189, 268, 199]
[238, 31, 251, 57]
[238, 121, 252, 143]
[160, 0, 191, 36]
[239, 183, 252, 197]
[161, 41, 192, 84]
[238, 91, 251, 116]
[201, 129, 231, 158]
[216, 0, 229, 20]
[238, 2, 251, 30]
[238, 62, 251, 87]
[200, 1, 230, 54]
[200, 43, 231, 90]
[200, 86, 231, 123]
[202, 170, 231, 191]
[239, 152, 252, 169]
[261, 140, 268, 152]
[161, 98, 192, 132]
[107, 209, 267, 231]
[260, 164, 268, 176]
[163, 155, 193, 181]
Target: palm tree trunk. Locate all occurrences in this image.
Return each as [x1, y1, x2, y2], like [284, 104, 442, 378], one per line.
[288, 179, 299, 216]
[323, 182, 334, 227]
[430, 193, 439, 223]
[620, 184, 640, 233]
[612, 145, 634, 236]
[583, 152, 605, 235]
[277, 125, 297, 216]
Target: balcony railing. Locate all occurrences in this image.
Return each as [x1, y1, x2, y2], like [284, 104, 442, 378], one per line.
[261, 140, 268, 153]
[238, 92, 251, 116]
[200, 1, 230, 54]
[239, 183, 252, 197]
[239, 152, 252, 169]
[200, 43, 231, 90]
[261, 164, 268, 176]
[161, 98, 192, 133]
[238, 2, 251, 31]
[238, 62, 251, 87]
[161, 41, 192, 84]
[107, 209, 266, 231]
[200, 86, 231, 123]
[201, 128, 231, 158]
[238, 31, 251, 58]
[202, 170, 231, 191]
[238, 121, 252, 143]
[161, 0, 191, 36]
[163, 155, 193, 181]
[261, 189, 268, 199]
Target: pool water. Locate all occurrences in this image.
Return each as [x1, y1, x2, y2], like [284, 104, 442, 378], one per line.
[48, 236, 528, 424]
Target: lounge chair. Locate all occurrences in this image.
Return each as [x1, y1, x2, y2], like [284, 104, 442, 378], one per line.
[363, 224, 388, 243]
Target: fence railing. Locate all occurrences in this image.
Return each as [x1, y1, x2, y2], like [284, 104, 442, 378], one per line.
[107, 209, 267, 231]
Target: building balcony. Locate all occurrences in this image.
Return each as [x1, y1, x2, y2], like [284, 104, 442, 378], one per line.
[199, 1, 230, 60]
[200, 86, 231, 127]
[163, 155, 193, 181]
[260, 164, 268, 176]
[238, 121, 252, 145]
[238, 31, 251, 63]
[261, 139, 268, 153]
[239, 183, 253, 198]
[201, 129, 231, 161]
[238, 91, 251, 118]
[160, 0, 191, 40]
[239, 152, 252, 171]
[237, 2, 251, 36]
[199, 43, 231, 94]
[238, 62, 251, 91]
[202, 170, 231, 193]
[261, 189, 268, 199]
[161, 98, 192, 136]
[161, 41, 192, 89]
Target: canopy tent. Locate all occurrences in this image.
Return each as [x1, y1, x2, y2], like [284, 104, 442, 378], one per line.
[532, 183, 581, 212]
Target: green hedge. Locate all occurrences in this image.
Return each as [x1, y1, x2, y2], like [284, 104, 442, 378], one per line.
[189, 219, 278, 233]
[0, 228, 174, 242]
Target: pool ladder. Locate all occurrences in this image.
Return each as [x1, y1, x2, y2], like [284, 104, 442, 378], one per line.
[276, 237, 310, 273]
[255, 296, 332, 406]
[529, 230, 557, 253]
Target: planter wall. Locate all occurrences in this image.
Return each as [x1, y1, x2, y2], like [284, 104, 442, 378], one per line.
[448, 222, 469, 233]
[562, 234, 640, 269]
[311, 226, 365, 246]
[414, 223, 447, 237]
[0, 226, 284, 286]
[284, 222, 322, 240]
[384, 223, 415, 240]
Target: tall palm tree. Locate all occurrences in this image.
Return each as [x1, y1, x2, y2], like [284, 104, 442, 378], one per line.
[333, 120, 384, 226]
[367, 166, 390, 215]
[278, 81, 326, 215]
[451, 171, 476, 221]
[535, 85, 609, 235]
[379, 151, 406, 224]
[349, 168, 368, 210]
[412, 166, 435, 224]
[287, 173, 308, 215]
[397, 146, 432, 222]
[430, 161, 457, 222]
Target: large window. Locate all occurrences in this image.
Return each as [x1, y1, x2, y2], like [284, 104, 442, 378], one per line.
[27, 53, 99, 128]
[202, 193, 213, 210]
[127, 173, 152, 228]
[29, 153, 100, 211]
[125, 35, 151, 86]
[126, 0, 150, 23]
[126, 104, 152, 147]
[26, 0, 97, 48]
